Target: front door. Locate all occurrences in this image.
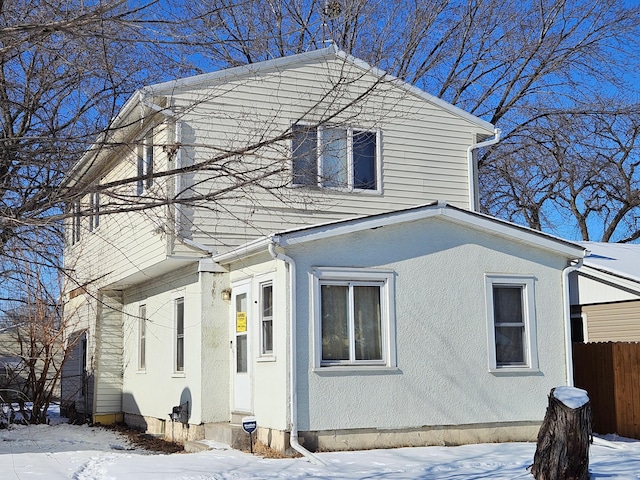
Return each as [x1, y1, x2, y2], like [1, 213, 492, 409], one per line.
[232, 283, 252, 413]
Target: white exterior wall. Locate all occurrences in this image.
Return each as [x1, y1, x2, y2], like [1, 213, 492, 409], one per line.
[287, 218, 569, 431]
[167, 55, 493, 252]
[121, 265, 229, 426]
[64, 121, 174, 290]
[228, 254, 289, 431]
[572, 273, 640, 305]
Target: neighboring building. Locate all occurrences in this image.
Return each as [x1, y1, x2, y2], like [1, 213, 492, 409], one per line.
[61, 45, 585, 453]
[570, 242, 640, 343]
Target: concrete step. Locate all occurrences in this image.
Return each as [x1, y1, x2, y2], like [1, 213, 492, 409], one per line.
[204, 422, 252, 450]
[184, 440, 211, 453]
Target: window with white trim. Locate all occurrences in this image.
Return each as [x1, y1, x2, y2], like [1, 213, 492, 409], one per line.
[485, 274, 538, 371]
[291, 124, 379, 191]
[175, 297, 184, 372]
[260, 282, 273, 356]
[137, 129, 154, 195]
[313, 267, 395, 367]
[138, 304, 146, 371]
[70, 201, 81, 245]
[89, 192, 100, 232]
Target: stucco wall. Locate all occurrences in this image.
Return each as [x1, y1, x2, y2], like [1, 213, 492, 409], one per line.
[228, 254, 289, 431]
[120, 265, 230, 426]
[287, 217, 569, 432]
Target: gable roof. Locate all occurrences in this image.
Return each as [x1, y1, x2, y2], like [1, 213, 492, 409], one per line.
[67, 45, 496, 190]
[213, 201, 585, 264]
[142, 44, 495, 135]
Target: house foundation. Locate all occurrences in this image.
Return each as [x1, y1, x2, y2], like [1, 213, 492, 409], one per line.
[297, 421, 542, 452]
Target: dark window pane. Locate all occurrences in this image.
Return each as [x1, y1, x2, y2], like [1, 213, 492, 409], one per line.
[237, 334, 247, 372]
[571, 316, 584, 343]
[176, 299, 184, 335]
[321, 285, 349, 361]
[353, 131, 377, 190]
[354, 286, 382, 360]
[176, 298, 184, 371]
[292, 125, 317, 185]
[495, 326, 525, 364]
[262, 284, 273, 317]
[493, 286, 523, 324]
[262, 320, 273, 353]
[145, 130, 154, 189]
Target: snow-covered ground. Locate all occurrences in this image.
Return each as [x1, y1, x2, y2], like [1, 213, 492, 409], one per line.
[1, 407, 639, 479]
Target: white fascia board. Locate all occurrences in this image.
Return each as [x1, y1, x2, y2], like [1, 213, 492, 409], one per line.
[65, 90, 158, 188]
[212, 204, 584, 264]
[144, 45, 494, 135]
[212, 237, 275, 265]
[276, 206, 446, 247]
[578, 264, 640, 295]
[334, 50, 495, 135]
[145, 45, 339, 96]
[439, 208, 586, 259]
[278, 203, 584, 259]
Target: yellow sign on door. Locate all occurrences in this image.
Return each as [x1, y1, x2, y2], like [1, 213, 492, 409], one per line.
[236, 312, 247, 332]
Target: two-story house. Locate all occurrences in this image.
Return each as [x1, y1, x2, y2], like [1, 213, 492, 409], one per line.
[62, 45, 585, 455]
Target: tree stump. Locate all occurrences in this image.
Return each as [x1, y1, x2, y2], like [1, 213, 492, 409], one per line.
[531, 386, 592, 480]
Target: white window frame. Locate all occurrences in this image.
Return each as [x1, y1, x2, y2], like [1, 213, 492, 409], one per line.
[69, 201, 82, 245]
[311, 267, 396, 369]
[485, 274, 539, 373]
[174, 295, 185, 374]
[291, 124, 382, 193]
[259, 281, 274, 358]
[137, 128, 154, 195]
[138, 304, 146, 372]
[88, 191, 100, 232]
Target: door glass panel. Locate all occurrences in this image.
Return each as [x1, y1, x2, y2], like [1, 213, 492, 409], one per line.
[236, 334, 248, 373]
[236, 293, 248, 373]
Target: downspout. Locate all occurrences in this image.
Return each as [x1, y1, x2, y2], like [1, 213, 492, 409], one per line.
[268, 240, 327, 466]
[562, 258, 584, 387]
[467, 128, 501, 212]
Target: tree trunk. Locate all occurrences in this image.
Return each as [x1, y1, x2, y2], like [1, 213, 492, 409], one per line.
[531, 387, 592, 480]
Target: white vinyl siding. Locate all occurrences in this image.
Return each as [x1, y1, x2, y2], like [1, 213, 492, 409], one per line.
[166, 55, 491, 252]
[582, 300, 640, 342]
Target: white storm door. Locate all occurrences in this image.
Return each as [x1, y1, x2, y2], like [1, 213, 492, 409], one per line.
[232, 283, 252, 413]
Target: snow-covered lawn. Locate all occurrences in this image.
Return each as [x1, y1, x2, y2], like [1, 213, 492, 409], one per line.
[1, 409, 639, 479]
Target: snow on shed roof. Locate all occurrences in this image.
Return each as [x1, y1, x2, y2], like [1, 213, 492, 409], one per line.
[581, 241, 640, 284]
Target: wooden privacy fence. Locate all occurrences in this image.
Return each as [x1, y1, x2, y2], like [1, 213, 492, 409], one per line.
[572, 342, 640, 439]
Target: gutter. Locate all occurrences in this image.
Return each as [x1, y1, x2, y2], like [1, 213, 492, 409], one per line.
[562, 257, 584, 387]
[467, 128, 501, 212]
[267, 239, 327, 466]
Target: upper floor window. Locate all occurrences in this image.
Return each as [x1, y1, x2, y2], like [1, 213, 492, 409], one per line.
[485, 274, 539, 372]
[291, 124, 379, 191]
[88, 192, 100, 232]
[70, 201, 81, 245]
[137, 129, 154, 195]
